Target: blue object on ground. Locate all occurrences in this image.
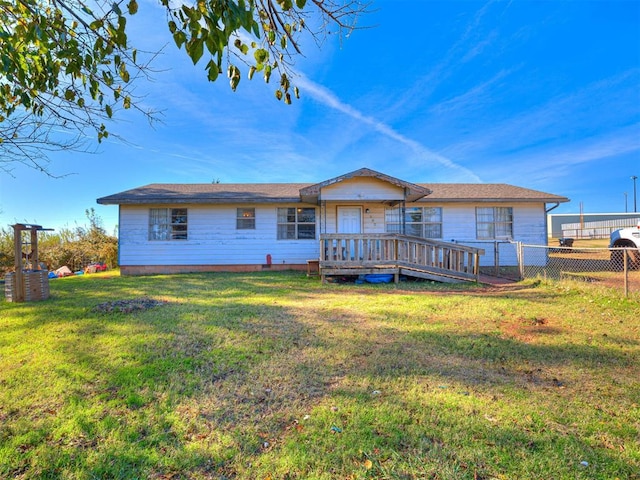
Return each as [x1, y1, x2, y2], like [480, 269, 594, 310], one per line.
[364, 274, 393, 284]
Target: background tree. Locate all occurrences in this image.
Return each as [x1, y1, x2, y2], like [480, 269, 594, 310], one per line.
[0, 209, 118, 274]
[0, 0, 369, 174]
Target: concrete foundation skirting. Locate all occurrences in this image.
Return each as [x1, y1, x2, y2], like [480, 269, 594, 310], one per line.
[120, 264, 307, 276]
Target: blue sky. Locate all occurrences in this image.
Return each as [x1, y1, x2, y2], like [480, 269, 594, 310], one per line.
[1, 0, 639, 234]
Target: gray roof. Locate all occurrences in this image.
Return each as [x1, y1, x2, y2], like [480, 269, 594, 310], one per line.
[418, 183, 569, 203]
[97, 183, 311, 205]
[97, 181, 569, 205]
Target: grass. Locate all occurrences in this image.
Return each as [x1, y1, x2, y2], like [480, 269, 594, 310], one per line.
[1, 270, 638, 479]
[549, 238, 612, 249]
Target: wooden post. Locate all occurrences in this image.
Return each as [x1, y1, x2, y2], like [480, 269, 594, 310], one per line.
[13, 225, 25, 302]
[30, 228, 39, 269]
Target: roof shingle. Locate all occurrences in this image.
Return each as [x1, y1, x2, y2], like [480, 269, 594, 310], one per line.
[97, 181, 569, 205]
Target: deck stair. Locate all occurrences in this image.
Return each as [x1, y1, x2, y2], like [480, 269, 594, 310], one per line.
[319, 234, 485, 284]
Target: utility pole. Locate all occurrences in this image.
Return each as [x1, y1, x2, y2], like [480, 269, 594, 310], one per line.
[624, 192, 628, 213]
[632, 176, 638, 213]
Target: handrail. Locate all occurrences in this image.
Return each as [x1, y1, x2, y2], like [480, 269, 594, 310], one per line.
[319, 234, 485, 281]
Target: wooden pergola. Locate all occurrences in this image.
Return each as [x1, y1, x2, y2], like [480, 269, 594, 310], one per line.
[6, 223, 53, 302]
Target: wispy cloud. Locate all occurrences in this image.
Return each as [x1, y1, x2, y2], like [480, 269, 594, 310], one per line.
[450, 69, 640, 159]
[428, 68, 512, 115]
[524, 124, 638, 168]
[476, 123, 640, 186]
[296, 75, 482, 182]
[383, 0, 506, 119]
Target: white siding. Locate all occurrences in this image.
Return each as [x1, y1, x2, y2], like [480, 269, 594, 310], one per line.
[118, 202, 549, 268]
[423, 202, 547, 266]
[321, 177, 405, 201]
[119, 204, 318, 266]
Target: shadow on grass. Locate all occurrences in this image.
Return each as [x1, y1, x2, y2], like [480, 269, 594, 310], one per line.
[0, 271, 637, 478]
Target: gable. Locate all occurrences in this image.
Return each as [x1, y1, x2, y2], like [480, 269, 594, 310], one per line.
[299, 167, 431, 203]
[320, 177, 406, 201]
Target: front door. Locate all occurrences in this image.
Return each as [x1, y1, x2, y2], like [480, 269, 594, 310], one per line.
[337, 207, 362, 233]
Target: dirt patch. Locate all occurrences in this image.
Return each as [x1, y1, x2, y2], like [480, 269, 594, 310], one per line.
[501, 319, 563, 343]
[93, 297, 169, 314]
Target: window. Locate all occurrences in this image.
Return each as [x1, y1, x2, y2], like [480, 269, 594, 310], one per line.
[476, 207, 513, 239]
[149, 208, 188, 240]
[385, 207, 442, 238]
[236, 208, 256, 229]
[277, 207, 316, 240]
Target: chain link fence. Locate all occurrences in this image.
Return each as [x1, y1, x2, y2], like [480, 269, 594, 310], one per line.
[473, 240, 640, 296]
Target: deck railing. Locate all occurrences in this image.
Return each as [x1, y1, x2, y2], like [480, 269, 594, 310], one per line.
[319, 234, 485, 282]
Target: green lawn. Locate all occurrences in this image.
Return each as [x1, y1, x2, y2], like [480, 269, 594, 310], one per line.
[1, 271, 638, 479]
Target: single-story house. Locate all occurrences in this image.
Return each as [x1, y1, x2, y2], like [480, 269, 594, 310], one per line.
[97, 168, 569, 281]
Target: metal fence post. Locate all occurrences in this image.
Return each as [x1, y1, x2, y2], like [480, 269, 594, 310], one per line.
[624, 250, 629, 297]
[517, 242, 524, 280]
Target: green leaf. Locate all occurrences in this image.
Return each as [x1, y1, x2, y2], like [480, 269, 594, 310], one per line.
[233, 38, 249, 55]
[295, 0, 306, 8]
[127, 0, 138, 15]
[277, 0, 293, 11]
[187, 37, 204, 64]
[275, 89, 283, 101]
[173, 31, 187, 48]
[105, 104, 113, 118]
[248, 66, 256, 80]
[254, 48, 268, 64]
[280, 73, 289, 92]
[102, 71, 114, 86]
[252, 20, 261, 37]
[119, 64, 130, 83]
[90, 79, 99, 99]
[206, 60, 219, 81]
[228, 65, 240, 91]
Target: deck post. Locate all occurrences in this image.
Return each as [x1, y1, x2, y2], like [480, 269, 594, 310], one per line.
[474, 253, 480, 282]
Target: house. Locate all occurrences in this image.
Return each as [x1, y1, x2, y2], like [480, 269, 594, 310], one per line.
[97, 168, 569, 281]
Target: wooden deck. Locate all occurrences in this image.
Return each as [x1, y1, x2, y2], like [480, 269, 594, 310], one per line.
[319, 234, 485, 283]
